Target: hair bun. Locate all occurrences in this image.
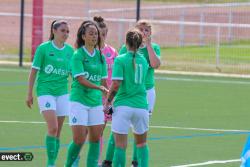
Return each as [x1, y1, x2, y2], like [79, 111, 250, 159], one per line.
[93, 16, 104, 23]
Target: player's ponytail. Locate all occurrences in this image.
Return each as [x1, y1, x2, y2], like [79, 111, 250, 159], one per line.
[126, 29, 142, 70]
[93, 16, 107, 64]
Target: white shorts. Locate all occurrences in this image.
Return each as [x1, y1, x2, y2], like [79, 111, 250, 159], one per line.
[37, 94, 69, 116]
[69, 102, 104, 126]
[112, 106, 149, 135]
[147, 87, 156, 115]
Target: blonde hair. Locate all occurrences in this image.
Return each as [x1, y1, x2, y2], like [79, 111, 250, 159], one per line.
[135, 20, 152, 30]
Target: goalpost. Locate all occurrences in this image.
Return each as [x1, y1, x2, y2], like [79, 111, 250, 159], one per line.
[31, 0, 43, 61]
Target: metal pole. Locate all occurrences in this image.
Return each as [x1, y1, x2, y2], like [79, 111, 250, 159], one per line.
[19, 0, 25, 67]
[136, 0, 141, 21]
[199, 12, 205, 46]
[216, 26, 221, 71]
[228, 8, 233, 42]
[179, 10, 185, 47]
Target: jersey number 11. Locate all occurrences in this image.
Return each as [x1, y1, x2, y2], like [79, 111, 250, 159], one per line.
[135, 64, 143, 84]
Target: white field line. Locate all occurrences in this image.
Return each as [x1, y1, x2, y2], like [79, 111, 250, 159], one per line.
[88, 2, 250, 13]
[1, 63, 250, 79]
[155, 76, 250, 85]
[0, 120, 249, 132]
[155, 70, 250, 79]
[0, 60, 31, 66]
[171, 159, 240, 167]
[1, 12, 250, 28]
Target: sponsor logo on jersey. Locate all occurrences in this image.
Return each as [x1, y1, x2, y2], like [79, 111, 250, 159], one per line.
[44, 64, 69, 76]
[82, 71, 102, 82]
[45, 65, 54, 74]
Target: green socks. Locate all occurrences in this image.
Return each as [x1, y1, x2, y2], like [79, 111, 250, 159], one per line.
[55, 138, 60, 161]
[65, 141, 82, 167]
[87, 141, 100, 167]
[137, 145, 149, 167]
[132, 141, 138, 161]
[105, 132, 115, 161]
[113, 147, 126, 167]
[45, 135, 57, 166]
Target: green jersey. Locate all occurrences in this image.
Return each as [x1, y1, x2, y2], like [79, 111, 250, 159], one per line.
[119, 43, 160, 90]
[32, 41, 74, 96]
[70, 47, 107, 107]
[112, 51, 148, 109]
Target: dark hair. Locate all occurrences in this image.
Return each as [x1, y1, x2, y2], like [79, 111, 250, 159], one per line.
[75, 20, 103, 63]
[126, 29, 142, 69]
[93, 16, 108, 30]
[49, 20, 68, 40]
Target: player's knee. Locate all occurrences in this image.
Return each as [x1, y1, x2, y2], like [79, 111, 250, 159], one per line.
[136, 142, 147, 148]
[73, 135, 85, 145]
[48, 126, 58, 136]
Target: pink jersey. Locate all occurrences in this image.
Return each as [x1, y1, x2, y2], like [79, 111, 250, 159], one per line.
[101, 44, 118, 87]
[102, 44, 117, 122]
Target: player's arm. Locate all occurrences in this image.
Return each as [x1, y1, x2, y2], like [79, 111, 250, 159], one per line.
[26, 45, 43, 109]
[77, 76, 108, 93]
[145, 36, 161, 68]
[104, 80, 121, 113]
[26, 68, 38, 108]
[101, 79, 108, 96]
[103, 57, 123, 112]
[146, 43, 161, 68]
[72, 52, 108, 93]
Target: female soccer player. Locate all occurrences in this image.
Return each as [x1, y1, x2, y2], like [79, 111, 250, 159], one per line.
[26, 20, 74, 167]
[104, 28, 149, 167]
[102, 20, 161, 167]
[93, 16, 118, 166]
[119, 20, 161, 167]
[64, 20, 108, 167]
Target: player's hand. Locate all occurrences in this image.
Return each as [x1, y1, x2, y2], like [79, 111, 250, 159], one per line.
[143, 32, 151, 45]
[99, 86, 109, 95]
[103, 100, 111, 114]
[26, 94, 33, 109]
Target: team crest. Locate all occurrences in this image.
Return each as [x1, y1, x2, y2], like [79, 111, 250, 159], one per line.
[72, 117, 77, 123]
[105, 53, 111, 58]
[83, 58, 89, 63]
[45, 102, 51, 108]
[49, 52, 54, 56]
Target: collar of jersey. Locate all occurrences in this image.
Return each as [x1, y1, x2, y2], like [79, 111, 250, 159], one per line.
[127, 51, 137, 56]
[139, 44, 146, 49]
[82, 46, 96, 57]
[101, 44, 108, 51]
[51, 40, 65, 50]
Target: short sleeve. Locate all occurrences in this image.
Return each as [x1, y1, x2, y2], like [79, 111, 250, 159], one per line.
[154, 44, 161, 58]
[112, 58, 123, 80]
[32, 45, 44, 70]
[71, 51, 84, 78]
